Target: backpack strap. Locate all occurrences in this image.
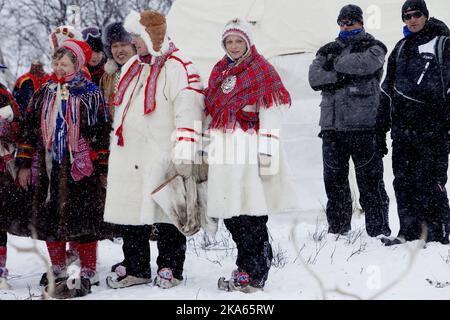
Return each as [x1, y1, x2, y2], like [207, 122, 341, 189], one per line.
[395, 39, 407, 66]
[436, 36, 448, 66]
[435, 36, 449, 101]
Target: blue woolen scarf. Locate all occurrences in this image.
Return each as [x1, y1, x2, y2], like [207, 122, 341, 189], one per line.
[403, 25, 414, 38]
[339, 28, 364, 41]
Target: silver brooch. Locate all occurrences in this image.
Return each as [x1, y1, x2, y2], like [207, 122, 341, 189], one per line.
[221, 75, 237, 94]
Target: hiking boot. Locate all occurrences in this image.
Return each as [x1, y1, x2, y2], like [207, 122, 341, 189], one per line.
[0, 267, 11, 290]
[154, 268, 182, 289]
[39, 266, 68, 287]
[44, 276, 91, 299]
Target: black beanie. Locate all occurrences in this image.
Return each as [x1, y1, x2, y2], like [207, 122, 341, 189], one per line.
[338, 4, 364, 24]
[402, 0, 429, 21]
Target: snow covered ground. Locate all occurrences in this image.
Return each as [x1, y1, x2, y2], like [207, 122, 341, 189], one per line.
[2, 54, 450, 300]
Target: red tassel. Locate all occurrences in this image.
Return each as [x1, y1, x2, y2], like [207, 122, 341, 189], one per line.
[115, 125, 124, 146]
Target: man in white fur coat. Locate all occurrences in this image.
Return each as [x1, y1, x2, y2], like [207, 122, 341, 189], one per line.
[104, 10, 204, 289]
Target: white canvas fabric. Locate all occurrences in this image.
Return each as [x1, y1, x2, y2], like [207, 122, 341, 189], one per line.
[167, 0, 450, 82]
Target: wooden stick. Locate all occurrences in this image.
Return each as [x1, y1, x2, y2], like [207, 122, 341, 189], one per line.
[151, 174, 180, 195]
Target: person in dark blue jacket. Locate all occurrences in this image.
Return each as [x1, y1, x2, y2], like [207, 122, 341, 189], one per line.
[377, 0, 450, 245]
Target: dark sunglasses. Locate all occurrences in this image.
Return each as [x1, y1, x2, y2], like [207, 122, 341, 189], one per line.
[403, 11, 423, 20]
[337, 20, 356, 27]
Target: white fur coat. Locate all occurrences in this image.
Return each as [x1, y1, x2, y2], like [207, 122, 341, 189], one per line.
[205, 105, 300, 219]
[104, 53, 204, 225]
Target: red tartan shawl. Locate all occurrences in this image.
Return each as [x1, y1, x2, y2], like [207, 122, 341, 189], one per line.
[205, 46, 291, 131]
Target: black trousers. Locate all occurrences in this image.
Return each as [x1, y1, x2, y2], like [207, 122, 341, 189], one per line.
[321, 131, 390, 236]
[224, 215, 273, 287]
[121, 223, 186, 279]
[0, 231, 6, 247]
[392, 133, 450, 243]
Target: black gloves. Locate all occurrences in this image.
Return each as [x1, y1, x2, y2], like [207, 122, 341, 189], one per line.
[323, 58, 335, 72]
[317, 42, 344, 57]
[317, 42, 344, 72]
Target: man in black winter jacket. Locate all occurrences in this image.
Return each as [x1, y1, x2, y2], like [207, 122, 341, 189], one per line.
[309, 4, 391, 237]
[377, 0, 450, 245]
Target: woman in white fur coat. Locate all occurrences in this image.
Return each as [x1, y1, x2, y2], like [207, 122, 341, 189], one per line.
[204, 18, 300, 293]
[103, 10, 204, 289]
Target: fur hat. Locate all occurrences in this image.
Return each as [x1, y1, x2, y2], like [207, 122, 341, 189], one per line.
[140, 11, 167, 53]
[82, 26, 104, 53]
[102, 22, 133, 59]
[124, 10, 170, 57]
[338, 4, 364, 24]
[402, 0, 429, 20]
[61, 39, 92, 69]
[221, 18, 254, 59]
[49, 25, 83, 52]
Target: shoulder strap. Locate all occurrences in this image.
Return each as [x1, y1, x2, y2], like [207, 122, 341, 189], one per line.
[396, 39, 407, 66]
[436, 36, 448, 66]
[435, 36, 449, 101]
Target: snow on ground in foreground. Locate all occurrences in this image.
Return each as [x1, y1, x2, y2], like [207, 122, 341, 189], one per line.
[3, 213, 450, 300]
[2, 53, 450, 300]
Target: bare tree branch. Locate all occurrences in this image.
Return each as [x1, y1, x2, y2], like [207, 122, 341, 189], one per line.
[0, 0, 176, 77]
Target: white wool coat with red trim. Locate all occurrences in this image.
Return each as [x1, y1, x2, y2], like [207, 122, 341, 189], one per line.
[205, 104, 300, 219]
[104, 52, 204, 226]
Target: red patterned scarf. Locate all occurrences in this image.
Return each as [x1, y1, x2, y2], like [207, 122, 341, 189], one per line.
[205, 46, 291, 131]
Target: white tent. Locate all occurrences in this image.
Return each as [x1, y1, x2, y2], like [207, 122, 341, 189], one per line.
[167, 0, 450, 82]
